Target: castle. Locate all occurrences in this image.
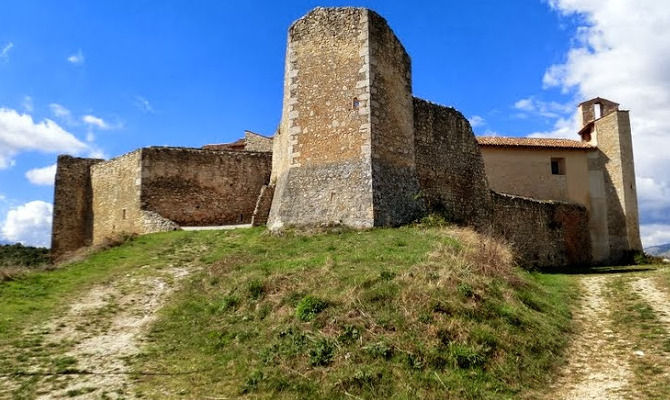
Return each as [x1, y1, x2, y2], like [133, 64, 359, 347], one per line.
[51, 7, 642, 268]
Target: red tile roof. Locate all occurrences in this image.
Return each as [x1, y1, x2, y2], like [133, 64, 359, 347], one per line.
[476, 136, 594, 150]
[202, 139, 246, 151]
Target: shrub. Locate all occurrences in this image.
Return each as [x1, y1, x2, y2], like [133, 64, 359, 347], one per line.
[309, 338, 334, 366]
[295, 295, 328, 322]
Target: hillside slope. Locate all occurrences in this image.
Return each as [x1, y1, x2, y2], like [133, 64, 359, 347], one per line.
[0, 225, 579, 399]
[646, 243, 670, 258]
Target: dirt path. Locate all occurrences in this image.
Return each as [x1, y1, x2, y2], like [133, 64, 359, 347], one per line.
[2, 264, 194, 399]
[549, 270, 670, 400]
[550, 275, 634, 400]
[630, 277, 670, 328]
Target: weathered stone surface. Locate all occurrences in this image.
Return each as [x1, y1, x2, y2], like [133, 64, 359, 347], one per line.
[414, 98, 491, 228]
[141, 147, 271, 226]
[368, 11, 423, 225]
[269, 7, 422, 229]
[90, 150, 143, 245]
[491, 192, 592, 268]
[268, 7, 375, 230]
[51, 156, 103, 260]
[251, 185, 275, 226]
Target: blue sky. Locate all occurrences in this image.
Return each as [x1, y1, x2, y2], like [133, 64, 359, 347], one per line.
[1, 1, 668, 248]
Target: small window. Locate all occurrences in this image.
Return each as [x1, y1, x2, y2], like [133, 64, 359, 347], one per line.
[593, 103, 602, 119]
[122, 208, 127, 220]
[352, 97, 360, 110]
[551, 158, 566, 175]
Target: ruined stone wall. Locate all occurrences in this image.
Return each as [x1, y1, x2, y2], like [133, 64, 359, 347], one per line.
[491, 192, 592, 268]
[368, 12, 423, 225]
[268, 7, 375, 229]
[140, 147, 271, 226]
[90, 150, 143, 245]
[413, 98, 491, 227]
[51, 155, 103, 259]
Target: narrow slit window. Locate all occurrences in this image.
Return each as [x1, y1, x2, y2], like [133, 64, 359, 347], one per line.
[352, 97, 360, 110]
[594, 103, 602, 119]
[551, 158, 566, 175]
[122, 208, 127, 220]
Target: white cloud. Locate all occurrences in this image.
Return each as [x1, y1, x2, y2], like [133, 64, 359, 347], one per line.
[49, 102, 72, 119]
[25, 163, 57, 186]
[641, 224, 670, 248]
[1, 200, 52, 247]
[0, 107, 88, 169]
[67, 49, 85, 65]
[0, 42, 13, 61]
[82, 114, 110, 130]
[514, 96, 574, 118]
[527, 114, 579, 139]
[22, 96, 33, 113]
[538, 1, 670, 243]
[469, 115, 485, 128]
[134, 96, 154, 113]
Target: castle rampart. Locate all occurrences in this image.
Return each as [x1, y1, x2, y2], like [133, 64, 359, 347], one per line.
[268, 8, 376, 229]
[413, 98, 492, 228]
[51, 156, 103, 259]
[51, 7, 642, 268]
[140, 147, 271, 226]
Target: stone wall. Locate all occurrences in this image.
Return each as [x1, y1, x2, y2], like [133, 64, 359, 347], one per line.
[368, 11, 423, 225]
[413, 98, 491, 227]
[491, 192, 592, 268]
[268, 7, 376, 229]
[90, 150, 143, 245]
[141, 147, 271, 226]
[251, 185, 275, 226]
[51, 155, 102, 259]
[244, 131, 273, 152]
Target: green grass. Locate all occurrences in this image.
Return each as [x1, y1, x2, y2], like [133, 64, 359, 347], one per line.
[0, 230, 223, 382]
[605, 274, 670, 399]
[0, 225, 579, 399]
[121, 226, 579, 399]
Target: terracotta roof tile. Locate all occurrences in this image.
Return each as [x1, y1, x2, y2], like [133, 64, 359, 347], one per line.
[476, 136, 594, 150]
[202, 138, 246, 151]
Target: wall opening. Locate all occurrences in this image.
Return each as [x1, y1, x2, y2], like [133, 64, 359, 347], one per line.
[551, 158, 566, 175]
[594, 103, 602, 119]
[122, 208, 127, 220]
[352, 97, 360, 110]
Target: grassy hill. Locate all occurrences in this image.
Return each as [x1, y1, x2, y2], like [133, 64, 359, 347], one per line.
[0, 225, 578, 399]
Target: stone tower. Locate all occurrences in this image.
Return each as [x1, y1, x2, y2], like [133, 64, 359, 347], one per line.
[267, 7, 423, 230]
[578, 97, 643, 262]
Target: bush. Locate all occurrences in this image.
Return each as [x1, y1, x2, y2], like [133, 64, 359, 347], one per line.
[295, 295, 328, 322]
[309, 338, 334, 366]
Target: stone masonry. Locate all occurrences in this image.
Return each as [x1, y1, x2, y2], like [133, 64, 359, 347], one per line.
[51, 155, 103, 258]
[52, 7, 642, 268]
